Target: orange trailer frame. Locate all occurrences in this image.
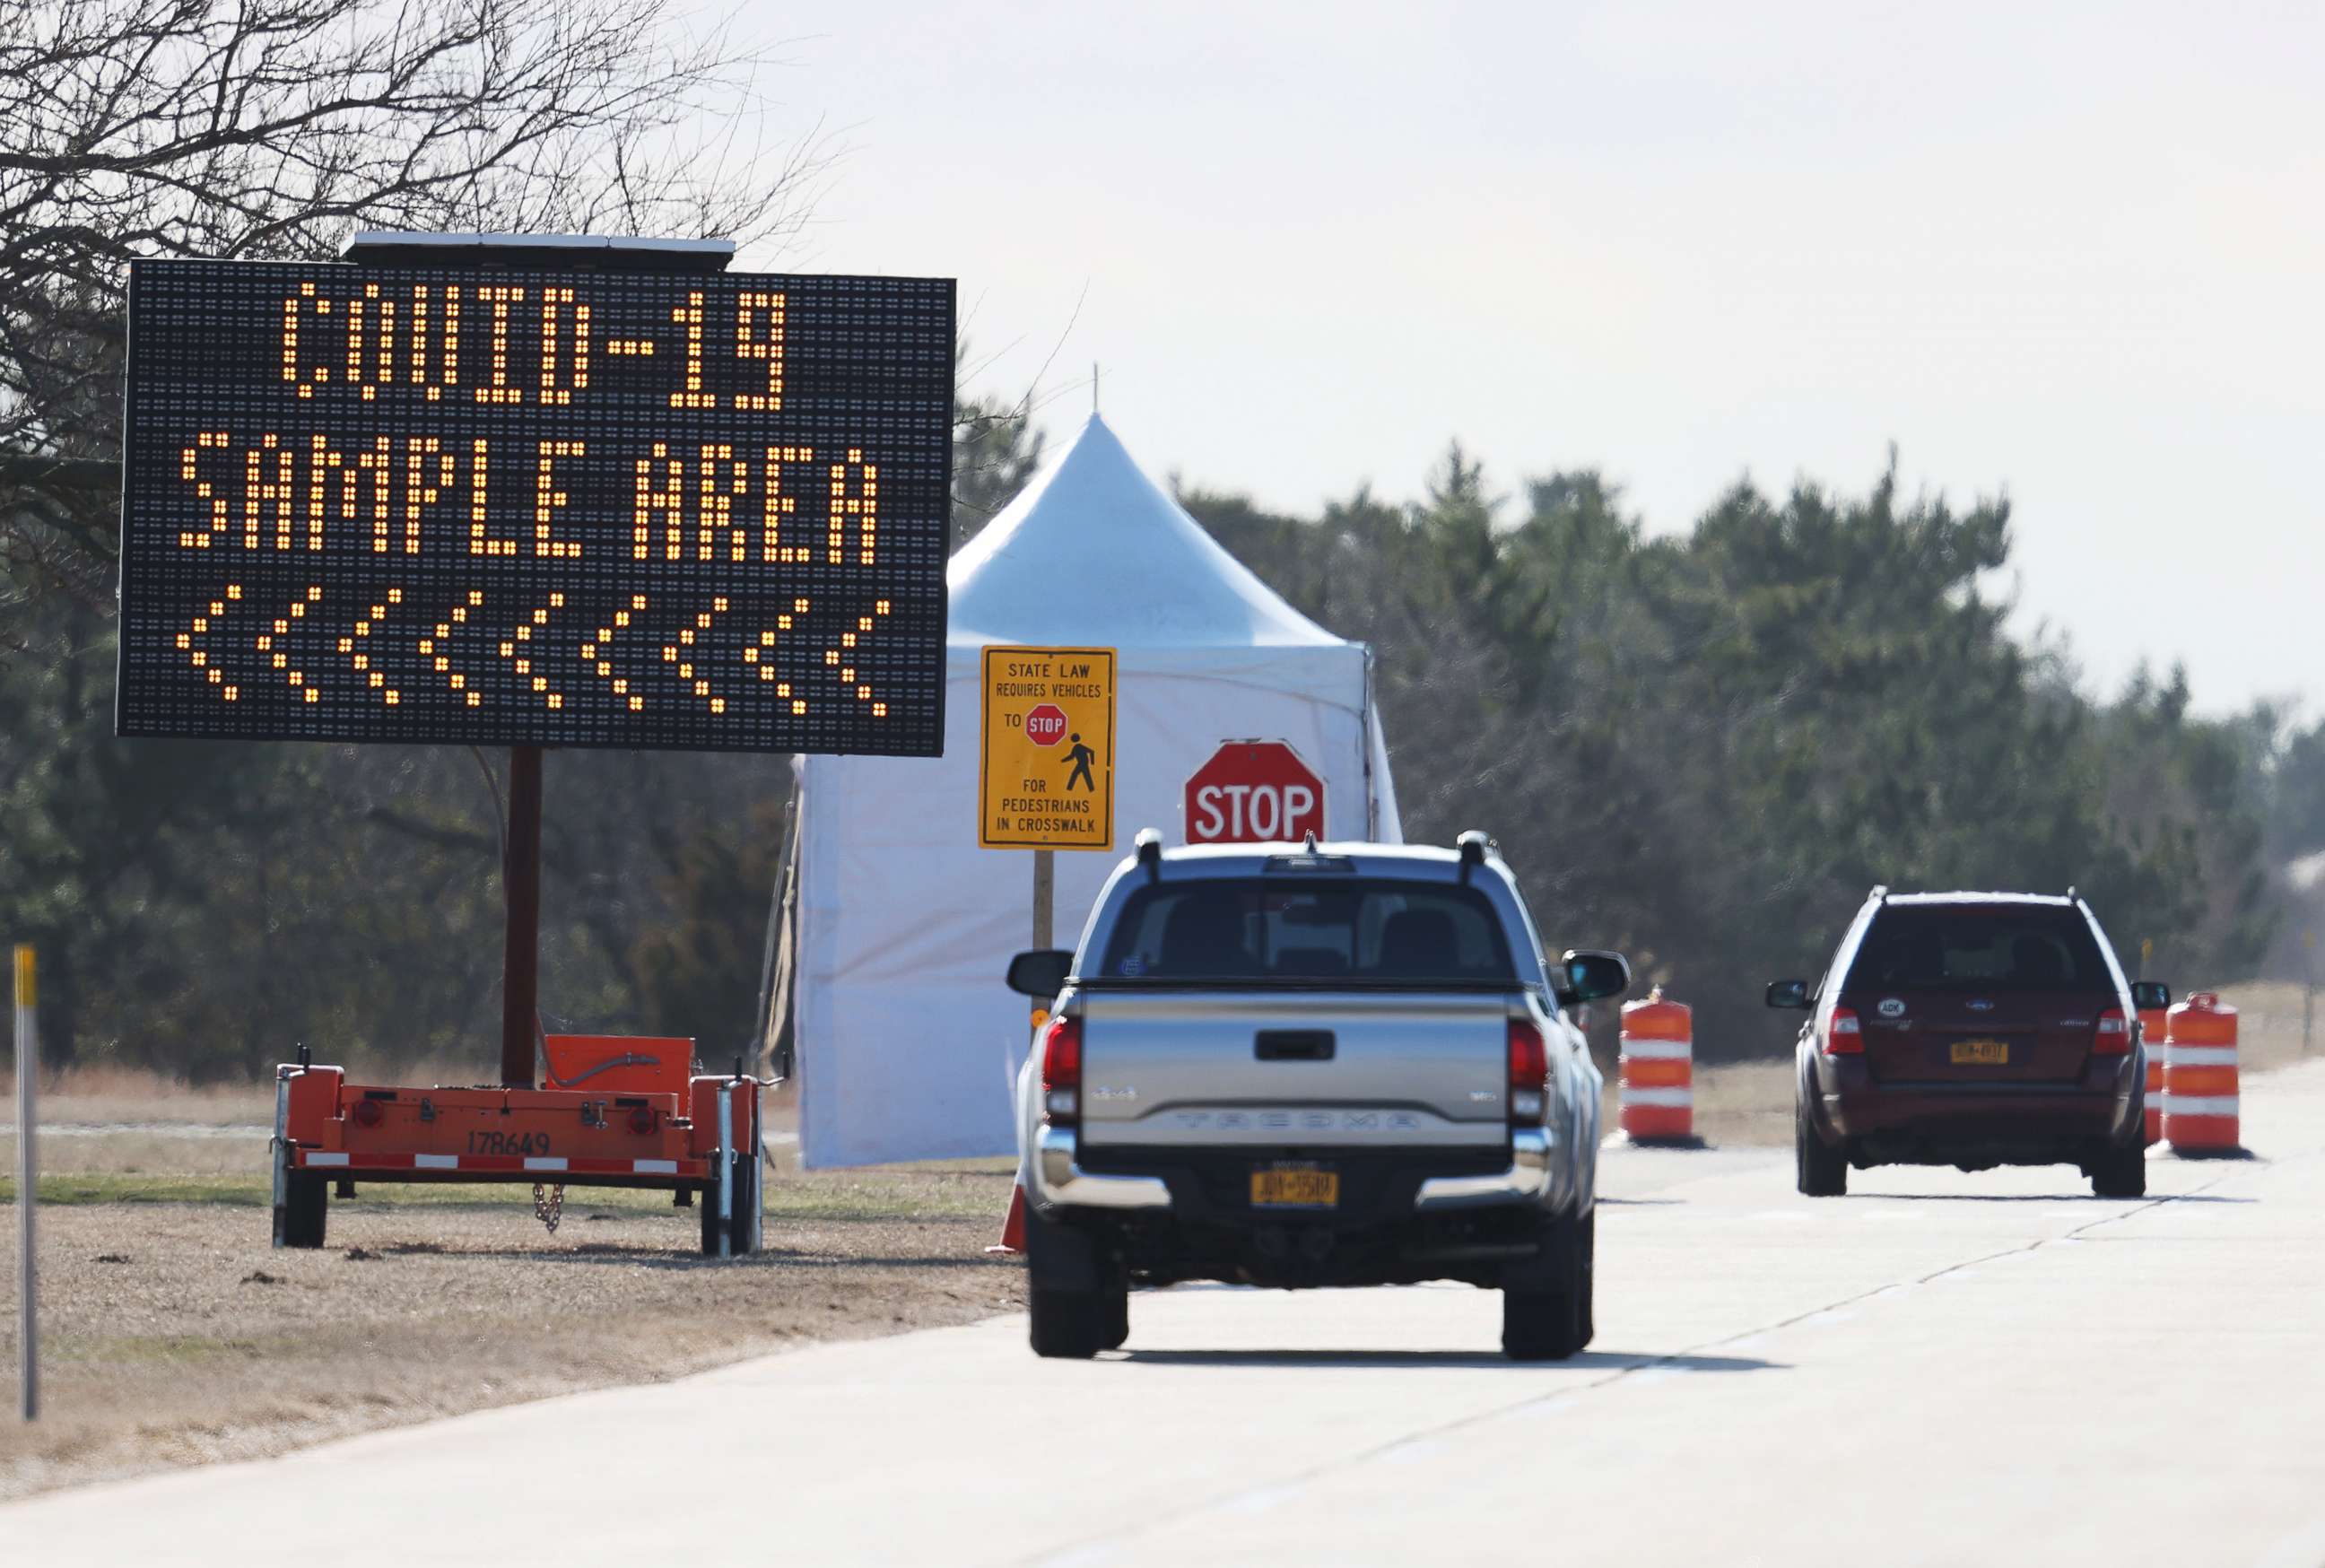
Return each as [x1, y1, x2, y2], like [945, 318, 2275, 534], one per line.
[271, 1034, 763, 1257]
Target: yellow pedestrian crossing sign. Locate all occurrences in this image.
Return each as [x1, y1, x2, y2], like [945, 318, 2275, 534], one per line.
[980, 646, 1115, 850]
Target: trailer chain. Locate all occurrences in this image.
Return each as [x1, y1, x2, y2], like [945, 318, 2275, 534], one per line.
[532, 1180, 565, 1234]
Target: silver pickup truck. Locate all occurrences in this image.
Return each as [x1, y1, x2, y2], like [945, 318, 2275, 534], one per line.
[1005, 831, 1630, 1361]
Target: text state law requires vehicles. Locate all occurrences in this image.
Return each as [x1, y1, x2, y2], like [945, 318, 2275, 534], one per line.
[1771, 889, 2165, 1199]
[1005, 831, 1629, 1361]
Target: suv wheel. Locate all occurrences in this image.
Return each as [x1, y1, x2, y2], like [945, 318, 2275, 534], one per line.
[1502, 1214, 1589, 1362]
[1796, 1102, 1847, 1197]
[1023, 1205, 1109, 1360]
[2090, 1137, 2146, 1199]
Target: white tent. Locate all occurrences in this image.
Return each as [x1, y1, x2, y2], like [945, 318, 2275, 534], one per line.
[792, 414, 1403, 1167]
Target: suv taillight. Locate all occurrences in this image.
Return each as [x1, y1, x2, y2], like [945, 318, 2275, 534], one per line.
[1041, 1015, 1082, 1121]
[1824, 1006, 1864, 1056]
[2093, 1006, 2130, 1055]
[1508, 1017, 1548, 1123]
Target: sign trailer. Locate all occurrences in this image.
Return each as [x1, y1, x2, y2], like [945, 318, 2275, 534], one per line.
[120, 233, 955, 1254]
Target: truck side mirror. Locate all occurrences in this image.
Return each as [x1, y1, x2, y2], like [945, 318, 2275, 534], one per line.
[1006, 949, 1074, 999]
[1765, 979, 1812, 1010]
[2129, 980, 2170, 1012]
[1562, 949, 1630, 1003]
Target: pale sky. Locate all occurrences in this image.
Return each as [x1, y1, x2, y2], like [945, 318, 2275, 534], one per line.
[744, 1, 2321, 714]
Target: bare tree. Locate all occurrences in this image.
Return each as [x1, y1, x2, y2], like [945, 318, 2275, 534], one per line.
[0, 0, 826, 645]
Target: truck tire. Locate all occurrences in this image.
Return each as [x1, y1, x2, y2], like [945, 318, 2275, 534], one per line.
[1024, 1204, 1108, 1359]
[1502, 1215, 1587, 1361]
[1574, 1209, 1596, 1350]
[1031, 1288, 1106, 1359]
[2090, 1137, 2146, 1199]
[1796, 1102, 1847, 1197]
[280, 1171, 328, 1250]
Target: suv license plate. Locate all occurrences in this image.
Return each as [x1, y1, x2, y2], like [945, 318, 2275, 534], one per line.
[1951, 1039, 2009, 1065]
[1250, 1164, 1339, 1208]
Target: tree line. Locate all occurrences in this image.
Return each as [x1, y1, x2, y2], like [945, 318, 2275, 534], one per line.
[1183, 450, 2318, 1055]
[10, 416, 2316, 1078]
[4, 0, 2317, 1082]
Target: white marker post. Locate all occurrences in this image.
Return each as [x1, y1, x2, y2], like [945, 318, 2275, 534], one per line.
[13, 945, 36, 1422]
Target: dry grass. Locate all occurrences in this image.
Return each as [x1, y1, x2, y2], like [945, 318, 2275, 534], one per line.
[1593, 1059, 1790, 1146]
[0, 1063, 274, 1128]
[0, 1160, 1021, 1503]
[2216, 981, 2317, 1074]
[0, 1066, 1031, 1502]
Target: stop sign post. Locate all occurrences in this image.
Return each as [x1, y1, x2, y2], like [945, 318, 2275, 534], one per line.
[1185, 741, 1327, 844]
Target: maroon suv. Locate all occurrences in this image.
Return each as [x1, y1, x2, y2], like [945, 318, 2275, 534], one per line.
[1769, 890, 2164, 1198]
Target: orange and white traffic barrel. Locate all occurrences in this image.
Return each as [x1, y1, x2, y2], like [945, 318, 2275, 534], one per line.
[1618, 988, 1694, 1144]
[2163, 992, 2241, 1155]
[2139, 999, 2168, 1146]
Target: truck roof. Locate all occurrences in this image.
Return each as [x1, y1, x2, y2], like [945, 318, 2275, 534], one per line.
[1145, 840, 1482, 882]
[1879, 891, 2079, 908]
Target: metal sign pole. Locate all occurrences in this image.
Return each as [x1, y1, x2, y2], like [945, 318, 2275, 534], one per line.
[1033, 849, 1056, 952]
[13, 945, 37, 1422]
[501, 746, 544, 1089]
[2305, 930, 2316, 1058]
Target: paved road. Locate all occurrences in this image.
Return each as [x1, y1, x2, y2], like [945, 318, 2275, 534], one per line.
[10, 1064, 2325, 1567]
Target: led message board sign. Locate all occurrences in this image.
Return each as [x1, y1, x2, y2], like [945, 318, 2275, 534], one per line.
[117, 260, 954, 754]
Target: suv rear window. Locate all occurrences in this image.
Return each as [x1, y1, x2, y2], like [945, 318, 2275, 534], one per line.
[1096, 878, 1516, 985]
[1845, 904, 2111, 993]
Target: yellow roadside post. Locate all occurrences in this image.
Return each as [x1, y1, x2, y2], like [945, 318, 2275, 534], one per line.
[13, 944, 36, 1422]
[2304, 930, 2315, 1057]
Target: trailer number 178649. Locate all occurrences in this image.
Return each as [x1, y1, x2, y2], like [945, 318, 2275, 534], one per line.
[466, 1130, 555, 1156]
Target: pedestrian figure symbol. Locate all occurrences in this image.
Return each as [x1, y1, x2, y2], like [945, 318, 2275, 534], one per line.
[1064, 733, 1097, 793]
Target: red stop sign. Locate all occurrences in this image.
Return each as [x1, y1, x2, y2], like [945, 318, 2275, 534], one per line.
[1023, 703, 1068, 746]
[1185, 741, 1327, 844]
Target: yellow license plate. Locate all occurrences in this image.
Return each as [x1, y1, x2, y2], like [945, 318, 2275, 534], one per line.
[1951, 1039, 2009, 1065]
[1250, 1165, 1339, 1208]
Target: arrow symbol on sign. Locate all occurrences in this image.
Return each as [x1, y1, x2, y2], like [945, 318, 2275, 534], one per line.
[421, 589, 488, 708]
[582, 593, 649, 712]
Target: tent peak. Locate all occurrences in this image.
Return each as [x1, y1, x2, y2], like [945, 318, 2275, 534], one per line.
[947, 414, 1343, 650]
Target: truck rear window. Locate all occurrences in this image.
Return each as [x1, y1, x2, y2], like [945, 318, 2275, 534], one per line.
[1845, 904, 2112, 993]
[1095, 878, 1516, 984]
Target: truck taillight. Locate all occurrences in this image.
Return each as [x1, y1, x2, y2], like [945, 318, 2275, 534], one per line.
[350, 1097, 384, 1128]
[2093, 1006, 2131, 1055]
[1508, 1017, 1548, 1122]
[1041, 1015, 1082, 1121]
[1824, 1006, 1864, 1056]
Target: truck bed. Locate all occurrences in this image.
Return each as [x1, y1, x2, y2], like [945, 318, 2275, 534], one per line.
[1074, 986, 1513, 1150]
